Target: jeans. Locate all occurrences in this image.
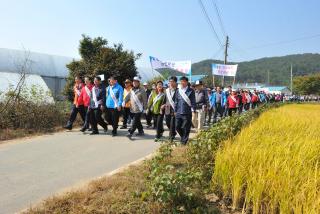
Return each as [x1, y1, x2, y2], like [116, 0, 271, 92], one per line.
[213, 103, 223, 122]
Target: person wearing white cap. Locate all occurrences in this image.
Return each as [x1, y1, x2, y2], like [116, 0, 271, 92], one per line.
[125, 77, 148, 139]
[192, 80, 209, 131]
[174, 76, 196, 145]
[143, 82, 152, 128]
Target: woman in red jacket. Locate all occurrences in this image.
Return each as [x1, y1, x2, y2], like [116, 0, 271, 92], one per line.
[78, 77, 93, 132]
[64, 76, 85, 130]
[227, 90, 239, 116]
[251, 91, 259, 109]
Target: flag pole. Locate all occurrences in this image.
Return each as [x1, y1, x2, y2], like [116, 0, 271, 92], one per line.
[212, 74, 215, 87]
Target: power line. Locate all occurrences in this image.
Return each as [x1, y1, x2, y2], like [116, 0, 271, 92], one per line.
[197, 0, 223, 47]
[210, 0, 226, 37]
[211, 46, 224, 59]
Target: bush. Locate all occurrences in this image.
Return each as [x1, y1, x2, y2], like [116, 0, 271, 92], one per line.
[0, 85, 68, 138]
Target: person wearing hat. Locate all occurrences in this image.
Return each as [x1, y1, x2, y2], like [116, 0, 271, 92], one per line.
[143, 82, 153, 128]
[105, 76, 124, 136]
[161, 76, 178, 142]
[120, 79, 133, 129]
[126, 77, 148, 139]
[192, 80, 209, 131]
[174, 76, 196, 145]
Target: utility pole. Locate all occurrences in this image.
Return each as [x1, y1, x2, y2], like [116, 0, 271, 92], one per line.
[222, 35, 229, 86]
[290, 64, 293, 95]
[267, 70, 270, 86]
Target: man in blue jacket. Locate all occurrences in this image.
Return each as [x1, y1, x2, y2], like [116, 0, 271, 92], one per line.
[174, 76, 196, 145]
[106, 76, 124, 136]
[211, 86, 226, 123]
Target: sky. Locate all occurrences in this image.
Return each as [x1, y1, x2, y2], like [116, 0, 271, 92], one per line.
[0, 0, 319, 68]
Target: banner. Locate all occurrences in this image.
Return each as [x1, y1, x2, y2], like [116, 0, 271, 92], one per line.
[149, 56, 191, 74]
[212, 64, 238, 77]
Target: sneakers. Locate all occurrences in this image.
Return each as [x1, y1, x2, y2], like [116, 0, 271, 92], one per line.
[112, 130, 117, 137]
[90, 131, 99, 135]
[63, 125, 72, 130]
[135, 132, 145, 137]
[120, 125, 127, 129]
[80, 127, 87, 132]
[126, 133, 133, 140]
[154, 138, 162, 142]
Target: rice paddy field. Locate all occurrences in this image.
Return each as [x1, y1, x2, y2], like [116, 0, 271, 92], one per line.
[213, 104, 320, 214]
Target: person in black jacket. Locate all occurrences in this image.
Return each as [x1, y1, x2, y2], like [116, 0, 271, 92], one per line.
[192, 80, 209, 131]
[174, 76, 196, 145]
[89, 76, 108, 135]
[161, 76, 178, 142]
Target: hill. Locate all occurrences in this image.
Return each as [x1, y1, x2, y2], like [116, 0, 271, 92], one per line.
[191, 53, 320, 86]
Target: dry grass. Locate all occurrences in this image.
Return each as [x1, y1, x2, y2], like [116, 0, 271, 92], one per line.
[24, 147, 188, 214]
[213, 104, 320, 214]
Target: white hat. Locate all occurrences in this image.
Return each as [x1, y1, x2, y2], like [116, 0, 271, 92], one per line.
[143, 82, 148, 86]
[133, 76, 140, 82]
[195, 80, 202, 85]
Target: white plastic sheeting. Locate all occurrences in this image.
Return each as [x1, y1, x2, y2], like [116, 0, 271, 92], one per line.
[137, 67, 161, 82]
[0, 72, 54, 103]
[0, 48, 73, 77]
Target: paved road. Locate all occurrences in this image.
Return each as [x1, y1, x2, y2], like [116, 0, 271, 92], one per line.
[0, 128, 161, 214]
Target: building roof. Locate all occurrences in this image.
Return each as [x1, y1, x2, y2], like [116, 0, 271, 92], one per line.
[264, 86, 288, 91]
[0, 48, 73, 78]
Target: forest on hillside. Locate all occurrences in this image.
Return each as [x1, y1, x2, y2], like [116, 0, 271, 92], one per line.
[191, 53, 320, 86]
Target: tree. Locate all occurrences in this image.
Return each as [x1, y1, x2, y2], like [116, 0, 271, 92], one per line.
[64, 35, 141, 101]
[293, 73, 320, 95]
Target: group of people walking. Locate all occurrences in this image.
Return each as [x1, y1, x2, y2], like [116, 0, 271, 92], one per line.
[64, 75, 276, 145]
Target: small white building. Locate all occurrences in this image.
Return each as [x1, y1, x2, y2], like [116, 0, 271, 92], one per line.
[261, 86, 291, 95]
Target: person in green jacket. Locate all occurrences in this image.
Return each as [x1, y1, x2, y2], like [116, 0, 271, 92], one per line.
[147, 80, 165, 141]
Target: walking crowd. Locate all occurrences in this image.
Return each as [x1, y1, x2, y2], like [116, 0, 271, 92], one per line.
[64, 75, 288, 145]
